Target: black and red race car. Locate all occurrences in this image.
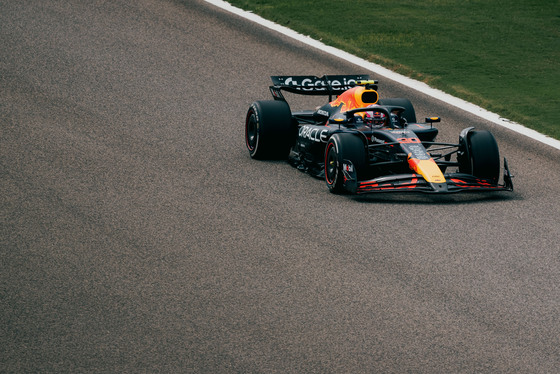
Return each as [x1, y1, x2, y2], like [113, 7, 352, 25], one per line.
[245, 75, 513, 194]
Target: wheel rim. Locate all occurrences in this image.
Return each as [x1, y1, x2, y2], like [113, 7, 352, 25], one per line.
[246, 114, 258, 151]
[325, 143, 338, 185]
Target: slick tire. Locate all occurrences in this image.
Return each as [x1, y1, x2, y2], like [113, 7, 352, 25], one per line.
[324, 133, 367, 194]
[378, 98, 417, 123]
[460, 129, 500, 184]
[245, 100, 294, 160]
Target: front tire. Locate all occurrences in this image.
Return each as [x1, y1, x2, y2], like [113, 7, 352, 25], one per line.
[324, 133, 367, 194]
[245, 100, 294, 160]
[459, 129, 500, 183]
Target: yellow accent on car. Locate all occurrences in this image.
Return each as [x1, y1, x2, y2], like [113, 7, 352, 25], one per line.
[355, 80, 379, 86]
[408, 157, 446, 183]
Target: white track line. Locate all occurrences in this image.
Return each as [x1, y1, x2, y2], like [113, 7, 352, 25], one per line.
[205, 0, 560, 150]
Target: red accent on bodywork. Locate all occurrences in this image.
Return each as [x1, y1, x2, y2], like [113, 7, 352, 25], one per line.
[450, 178, 495, 188]
[329, 86, 376, 112]
[397, 137, 420, 144]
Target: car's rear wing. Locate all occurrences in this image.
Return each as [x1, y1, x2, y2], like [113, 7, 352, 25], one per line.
[270, 74, 371, 101]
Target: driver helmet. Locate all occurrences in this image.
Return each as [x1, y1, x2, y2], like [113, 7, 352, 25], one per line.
[364, 111, 386, 126]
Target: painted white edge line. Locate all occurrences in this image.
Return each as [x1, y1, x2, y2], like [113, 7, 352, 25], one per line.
[204, 0, 560, 151]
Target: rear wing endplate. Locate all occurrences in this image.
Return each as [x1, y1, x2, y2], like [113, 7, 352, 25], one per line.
[270, 74, 371, 101]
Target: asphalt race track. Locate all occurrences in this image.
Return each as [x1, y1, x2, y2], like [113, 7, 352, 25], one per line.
[2, 0, 559, 372]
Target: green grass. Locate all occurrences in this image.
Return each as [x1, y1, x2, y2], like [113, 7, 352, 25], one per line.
[228, 0, 560, 139]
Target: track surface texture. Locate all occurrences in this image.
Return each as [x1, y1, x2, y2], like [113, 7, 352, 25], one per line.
[2, 0, 559, 372]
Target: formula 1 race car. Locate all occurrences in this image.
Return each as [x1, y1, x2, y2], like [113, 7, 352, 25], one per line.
[245, 75, 513, 194]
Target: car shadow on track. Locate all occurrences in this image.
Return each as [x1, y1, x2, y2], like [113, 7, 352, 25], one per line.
[351, 191, 520, 205]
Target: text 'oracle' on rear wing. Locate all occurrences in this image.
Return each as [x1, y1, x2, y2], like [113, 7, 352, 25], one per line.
[270, 74, 371, 101]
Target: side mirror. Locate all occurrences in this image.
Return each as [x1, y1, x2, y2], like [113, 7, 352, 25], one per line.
[425, 117, 441, 123]
[329, 114, 349, 126]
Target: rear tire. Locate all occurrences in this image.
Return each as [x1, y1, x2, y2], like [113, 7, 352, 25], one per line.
[324, 133, 367, 194]
[459, 129, 500, 183]
[245, 100, 294, 160]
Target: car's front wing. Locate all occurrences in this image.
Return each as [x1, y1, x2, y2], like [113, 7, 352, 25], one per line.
[341, 159, 514, 194]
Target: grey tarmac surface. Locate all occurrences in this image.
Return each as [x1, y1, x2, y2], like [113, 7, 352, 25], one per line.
[1, 0, 559, 372]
